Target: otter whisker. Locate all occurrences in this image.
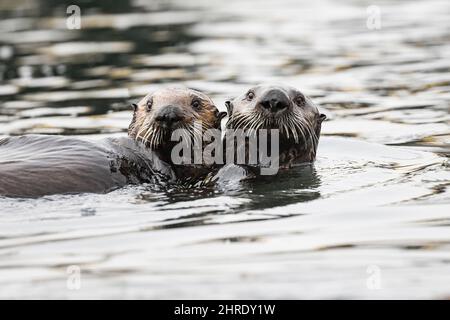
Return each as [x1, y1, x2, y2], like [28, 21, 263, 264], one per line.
[301, 118, 316, 151]
[139, 129, 149, 144]
[192, 124, 203, 147]
[230, 114, 250, 130]
[281, 114, 291, 140]
[307, 121, 317, 151]
[151, 128, 159, 148]
[154, 128, 162, 148]
[142, 125, 154, 146]
[247, 112, 262, 135]
[288, 117, 298, 143]
[136, 124, 148, 142]
[146, 130, 153, 148]
[293, 117, 307, 147]
[181, 124, 192, 148]
[138, 117, 155, 144]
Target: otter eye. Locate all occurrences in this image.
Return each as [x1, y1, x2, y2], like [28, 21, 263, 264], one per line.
[296, 94, 305, 105]
[146, 98, 153, 111]
[247, 91, 255, 101]
[192, 99, 201, 110]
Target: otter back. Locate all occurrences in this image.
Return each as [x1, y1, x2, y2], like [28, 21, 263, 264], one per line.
[0, 135, 174, 198]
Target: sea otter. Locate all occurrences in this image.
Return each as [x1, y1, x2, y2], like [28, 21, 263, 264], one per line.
[211, 84, 326, 183]
[0, 88, 225, 198]
[128, 87, 225, 181]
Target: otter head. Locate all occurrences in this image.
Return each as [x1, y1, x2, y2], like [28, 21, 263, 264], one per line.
[128, 87, 226, 151]
[225, 84, 326, 166]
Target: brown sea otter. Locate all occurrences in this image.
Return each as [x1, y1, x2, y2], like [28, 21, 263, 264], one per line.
[0, 88, 225, 198]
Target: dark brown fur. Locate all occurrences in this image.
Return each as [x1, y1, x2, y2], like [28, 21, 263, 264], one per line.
[0, 135, 171, 198]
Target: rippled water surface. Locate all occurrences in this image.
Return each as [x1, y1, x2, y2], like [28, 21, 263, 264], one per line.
[0, 0, 449, 299]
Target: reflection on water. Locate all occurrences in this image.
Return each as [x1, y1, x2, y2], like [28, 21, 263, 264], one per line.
[0, 0, 449, 299]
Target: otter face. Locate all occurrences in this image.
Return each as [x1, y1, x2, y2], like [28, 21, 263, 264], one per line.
[226, 84, 326, 163]
[128, 88, 225, 150]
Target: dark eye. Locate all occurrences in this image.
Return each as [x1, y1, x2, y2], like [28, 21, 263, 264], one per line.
[247, 91, 255, 101]
[192, 99, 201, 110]
[296, 94, 305, 105]
[146, 98, 153, 111]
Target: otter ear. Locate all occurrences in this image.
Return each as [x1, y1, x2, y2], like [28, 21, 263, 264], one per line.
[217, 110, 227, 120]
[225, 100, 233, 115]
[214, 110, 227, 128]
[128, 104, 139, 137]
[318, 114, 326, 123]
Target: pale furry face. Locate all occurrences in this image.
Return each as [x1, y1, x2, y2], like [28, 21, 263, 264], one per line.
[226, 84, 326, 153]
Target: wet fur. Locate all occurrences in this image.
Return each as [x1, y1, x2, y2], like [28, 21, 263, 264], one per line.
[128, 87, 226, 179]
[0, 88, 224, 198]
[224, 84, 326, 168]
[0, 135, 173, 198]
[128, 88, 224, 153]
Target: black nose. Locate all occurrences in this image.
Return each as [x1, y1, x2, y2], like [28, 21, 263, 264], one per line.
[155, 105, 183, 128]
[260, 90, 290, 112]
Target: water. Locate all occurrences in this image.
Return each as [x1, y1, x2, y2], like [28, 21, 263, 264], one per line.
[0, 0, 449, 299]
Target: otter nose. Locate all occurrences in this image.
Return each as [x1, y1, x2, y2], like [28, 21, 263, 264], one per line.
[155, 105, 183, 128]
[260, 90, 290, 112]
